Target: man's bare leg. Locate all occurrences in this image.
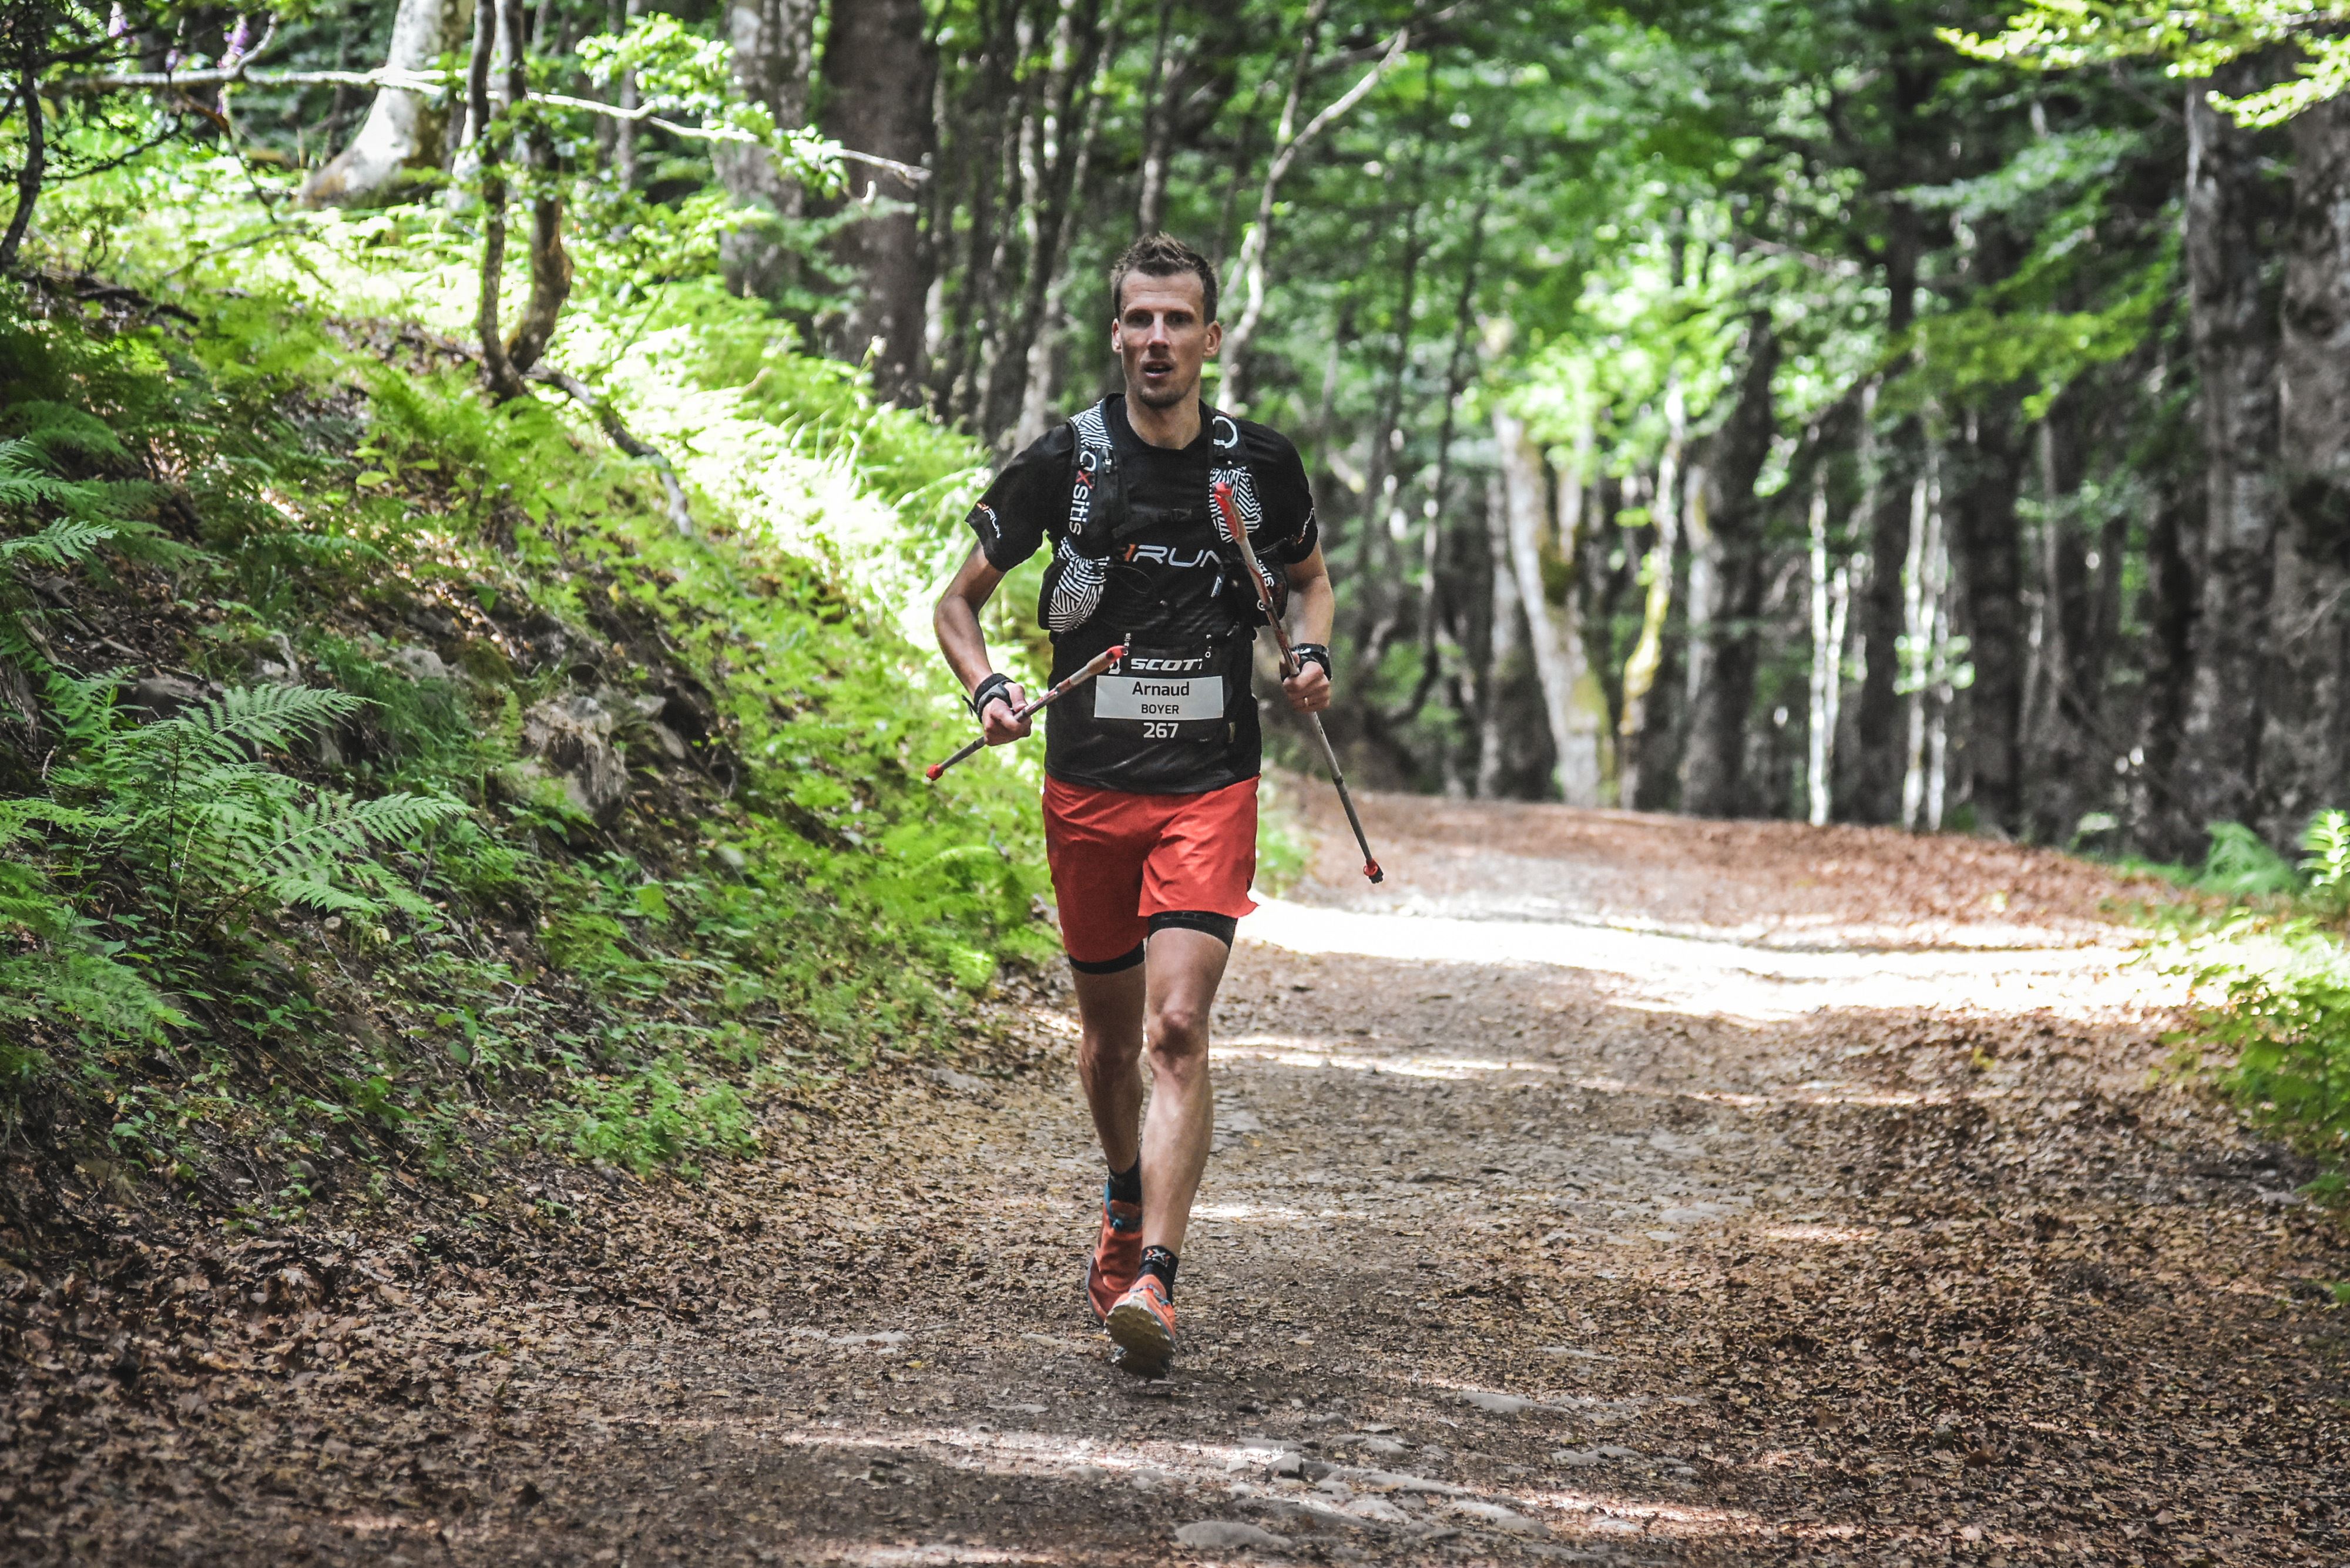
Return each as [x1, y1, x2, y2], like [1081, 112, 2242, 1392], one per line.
[1072, 928, 1230, 1254]
[1074, 963, 1147, 1172]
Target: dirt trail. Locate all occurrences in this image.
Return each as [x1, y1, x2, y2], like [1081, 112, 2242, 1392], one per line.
[14, 791, 2349, 1564]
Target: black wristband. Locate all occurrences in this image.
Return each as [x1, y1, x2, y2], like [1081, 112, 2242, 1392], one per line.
[969, 671, 1014, 720]
[1291, 643, 1332, 680]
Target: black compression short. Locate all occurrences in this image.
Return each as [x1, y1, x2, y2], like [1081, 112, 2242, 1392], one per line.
[1065, 909, 1238, 974]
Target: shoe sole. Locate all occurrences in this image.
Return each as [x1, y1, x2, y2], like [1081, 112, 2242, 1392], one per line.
[1106, 1297, 1175, 1378]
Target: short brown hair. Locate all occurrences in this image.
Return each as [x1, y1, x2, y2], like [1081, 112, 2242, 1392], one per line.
[1109, 233, 1218, 323]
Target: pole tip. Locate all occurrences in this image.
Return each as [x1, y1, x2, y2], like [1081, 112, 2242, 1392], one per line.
[1365, 863, 1385, 884]
[924, 764, 944, 782]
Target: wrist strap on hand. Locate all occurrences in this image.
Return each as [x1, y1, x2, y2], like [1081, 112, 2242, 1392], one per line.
[1291, 643, 1332, 680]
[970, 671, 1015, 721]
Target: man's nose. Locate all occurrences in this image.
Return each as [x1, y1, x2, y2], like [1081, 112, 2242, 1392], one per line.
[1145, 314, 1173, 348]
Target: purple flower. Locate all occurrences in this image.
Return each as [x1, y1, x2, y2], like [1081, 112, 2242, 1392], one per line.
[107, 2, 127, 38]
[224, 15, 250, 62]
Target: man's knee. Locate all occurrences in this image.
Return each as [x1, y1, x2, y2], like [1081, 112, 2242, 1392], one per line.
[1079, 1022, 1144, 1073]
[1147, 998, 1211, 1063]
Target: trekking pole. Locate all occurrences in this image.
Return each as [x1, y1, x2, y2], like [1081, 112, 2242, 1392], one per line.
[926, 643, 1127, 782]
[1211, 482, 1385, 884]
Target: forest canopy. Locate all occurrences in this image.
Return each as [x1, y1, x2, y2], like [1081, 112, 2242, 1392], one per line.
[2, 0, 2346, 860]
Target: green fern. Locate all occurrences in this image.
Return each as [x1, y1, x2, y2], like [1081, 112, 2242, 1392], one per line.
[2304, 811, 2350, 890]
[2198, 821, 2300, 898]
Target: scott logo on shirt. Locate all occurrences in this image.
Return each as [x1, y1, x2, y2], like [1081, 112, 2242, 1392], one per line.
[1122, 653, 1210, 673]
[1121, 543, 1219, 568]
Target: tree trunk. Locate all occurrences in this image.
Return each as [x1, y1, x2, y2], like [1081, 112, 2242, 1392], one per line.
[1679, 314, 1779, 818]
[2260, 95, 2350, 846]
[1221, 12, 1405, 411]
[1412, 199, 1488, 718]
[821, 0, 939, 404]
[468, 0, 525, 401]
[1352, 186, 1423, 677]
[1854, 210, 1920, 824]
[716, 0, 818, 299]
[499, 0, 570, 377]
[0, 61, 43, 271]
[1132, 0, 1177, 235]
[1618, 377, 1686, 810]
[2133, 382, 2202, 856]
[1496, 410, 1603, 807]
[1950, 392, 2027, 835]
[1806, 474, 1850, 826]
[298, 0, 469, 205]
[2177, 76, 2288, 843]
[1477, 474, 1525, 800]
[988, 0, 1110, 444]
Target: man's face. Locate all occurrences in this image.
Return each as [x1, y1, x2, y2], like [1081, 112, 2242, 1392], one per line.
[1111, 272, 1221, 411]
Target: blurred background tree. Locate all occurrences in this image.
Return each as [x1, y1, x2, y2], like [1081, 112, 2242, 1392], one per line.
[9, 0, 2345, 854]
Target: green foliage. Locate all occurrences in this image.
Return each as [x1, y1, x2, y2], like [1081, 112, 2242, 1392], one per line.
[0, 247, 1048, 1200]
[2301, 809, 2350, 914]
[2161, 811, 2350, 1186]
[2197, 820, 2301, 897]
[1949, 0, 2350, 126]
[2183, 916, 2350, 1163]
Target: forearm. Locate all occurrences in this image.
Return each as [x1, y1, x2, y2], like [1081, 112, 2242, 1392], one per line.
[934, 546, 1009, 697]
[1289, 569, 1335, 647]
[935, 593, 996, 696]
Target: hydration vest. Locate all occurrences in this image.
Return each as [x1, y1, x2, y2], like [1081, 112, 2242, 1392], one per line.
[1042, 398, 1285, 637]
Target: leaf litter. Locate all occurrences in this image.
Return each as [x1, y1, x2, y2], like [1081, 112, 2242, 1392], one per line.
[2, 790, 2346, 1563]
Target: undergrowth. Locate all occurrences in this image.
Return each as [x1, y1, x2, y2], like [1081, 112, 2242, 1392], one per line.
[2156, 811, 2350, 1187]
[0, 272, 1052, 1220]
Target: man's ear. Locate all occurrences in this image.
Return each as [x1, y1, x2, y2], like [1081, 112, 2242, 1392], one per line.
[1203, 321, 1223, 358]
[1110, 318, 1127, 354]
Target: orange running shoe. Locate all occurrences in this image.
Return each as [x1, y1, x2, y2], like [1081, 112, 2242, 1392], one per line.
[1086, 1185, 1144, 1322]
[1106, 1274, 1177, 1378]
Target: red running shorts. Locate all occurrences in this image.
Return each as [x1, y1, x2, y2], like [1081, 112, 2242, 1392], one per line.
[1042, 775, 1259, 966]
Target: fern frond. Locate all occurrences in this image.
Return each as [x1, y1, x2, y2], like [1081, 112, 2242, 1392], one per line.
[265, 875, 381, 916]
[257, 790, 465, 877]
[9, 401, 130, 464]
[0, 949, 187, 1042]
[0, 516, 119, 566]
[2303, 810, 2350, 896]
[197, 683, 368, 751]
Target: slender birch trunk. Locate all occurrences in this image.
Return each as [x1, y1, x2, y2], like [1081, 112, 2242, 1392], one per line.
[1496, 410, 1602, 807]
[1220, 15, 1406, 410]
[1807, 475, 1842, 827]
[298, 0, 468, 205]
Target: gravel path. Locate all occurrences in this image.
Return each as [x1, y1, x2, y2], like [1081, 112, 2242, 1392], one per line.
[12, 790, 2346, 1564]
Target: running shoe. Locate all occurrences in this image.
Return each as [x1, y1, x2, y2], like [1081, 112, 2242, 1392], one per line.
[1106, 1274, 1177, 1378]
[1086, 1186, 1144, 1322]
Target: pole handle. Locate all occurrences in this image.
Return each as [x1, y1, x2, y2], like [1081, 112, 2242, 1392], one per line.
[926, 644, 1126, 783]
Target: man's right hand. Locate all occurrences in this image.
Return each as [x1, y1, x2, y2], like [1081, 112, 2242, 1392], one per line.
[982, 685, 1032, 745]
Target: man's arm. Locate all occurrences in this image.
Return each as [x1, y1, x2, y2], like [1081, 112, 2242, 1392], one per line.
[1279, 543, 1334, 714]
[934, 545, 1032, 744]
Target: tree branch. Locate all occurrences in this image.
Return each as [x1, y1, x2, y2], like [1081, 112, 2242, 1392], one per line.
[56, 66, 928, 183]
[526, 368, 695, 536]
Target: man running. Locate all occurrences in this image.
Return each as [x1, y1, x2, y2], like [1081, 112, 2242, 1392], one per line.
[934, 233, 1334, 1378]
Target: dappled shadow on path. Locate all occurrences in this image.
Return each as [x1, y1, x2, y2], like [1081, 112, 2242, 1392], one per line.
[9, 791, 2345, 1565]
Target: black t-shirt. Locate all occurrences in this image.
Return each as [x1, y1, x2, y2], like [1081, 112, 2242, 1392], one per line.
[969, 396, 1318, 794]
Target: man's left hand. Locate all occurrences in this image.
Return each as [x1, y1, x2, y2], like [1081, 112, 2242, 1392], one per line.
[1283, 660, 1331, 714]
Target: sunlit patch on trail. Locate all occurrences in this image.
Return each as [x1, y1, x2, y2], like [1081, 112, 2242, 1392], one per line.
[844, 1547, 1060, 1566]
[1766, 1224, 1880, 1243]
[1238, 896, 2178, 1022]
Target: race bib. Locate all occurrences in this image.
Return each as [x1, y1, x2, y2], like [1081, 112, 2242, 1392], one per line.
[1092, 644, 1227, 739]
